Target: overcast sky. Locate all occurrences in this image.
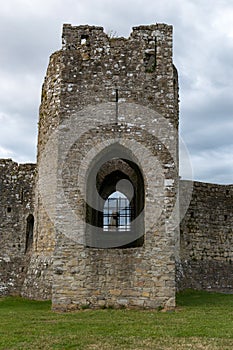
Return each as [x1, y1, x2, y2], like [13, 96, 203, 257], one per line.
[0, 0, 232, 184]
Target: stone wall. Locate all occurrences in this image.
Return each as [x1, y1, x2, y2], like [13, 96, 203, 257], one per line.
[21, 254, 53, 300]
[178, 180, 233, 292]
[0, 159, 36, 295]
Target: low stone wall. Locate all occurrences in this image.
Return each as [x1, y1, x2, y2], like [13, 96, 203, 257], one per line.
[178, 180, 233, 292]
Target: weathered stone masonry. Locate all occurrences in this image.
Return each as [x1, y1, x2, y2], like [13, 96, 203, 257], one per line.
[0, 24, 232, 307]
[178, 180, 233, 292]
[0, 159, 36, 295]
[38, 23, 179, 311]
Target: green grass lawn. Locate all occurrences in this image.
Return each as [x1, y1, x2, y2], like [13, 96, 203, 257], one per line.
[0, 290, 233, 349]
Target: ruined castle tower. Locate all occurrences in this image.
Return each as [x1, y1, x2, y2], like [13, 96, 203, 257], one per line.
[1, 23, 233, 305]
[22, 23, 180, 309]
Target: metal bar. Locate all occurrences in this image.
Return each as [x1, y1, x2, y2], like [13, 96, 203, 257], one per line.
[115, 88, 118, 125]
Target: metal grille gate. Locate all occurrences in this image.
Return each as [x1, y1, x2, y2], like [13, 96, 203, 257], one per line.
[103, 197, 132, 231]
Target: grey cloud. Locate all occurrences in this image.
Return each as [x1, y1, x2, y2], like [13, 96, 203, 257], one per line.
[0, 0, 232, 184]
[189, 147, 233, 184]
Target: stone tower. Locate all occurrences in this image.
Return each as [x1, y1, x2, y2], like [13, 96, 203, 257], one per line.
[25, 23, 179, 309]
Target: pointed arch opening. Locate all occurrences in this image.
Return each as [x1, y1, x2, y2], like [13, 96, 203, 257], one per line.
[85, 143, 145, 248]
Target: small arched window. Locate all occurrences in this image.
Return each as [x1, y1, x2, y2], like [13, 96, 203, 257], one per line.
[103, 191, 132, 232]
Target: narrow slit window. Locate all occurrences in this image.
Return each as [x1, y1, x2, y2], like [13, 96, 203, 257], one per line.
[25, 214, 34, 253]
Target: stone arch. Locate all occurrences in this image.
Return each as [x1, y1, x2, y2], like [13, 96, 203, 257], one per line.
[85, 143, 145, 248]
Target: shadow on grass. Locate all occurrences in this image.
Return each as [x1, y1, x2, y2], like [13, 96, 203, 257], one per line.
[176, 289, 233, 308]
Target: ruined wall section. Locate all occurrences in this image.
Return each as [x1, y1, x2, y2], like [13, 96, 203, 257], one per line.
[21, 53, 65, 300]
[26, 47, 64, 273]
[34, 50, 64, 254]
[0, 159, 36, 295]
[179, 180, 233, 292]
[37, 51, 64, 160]
[60, 24, 178, 129]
